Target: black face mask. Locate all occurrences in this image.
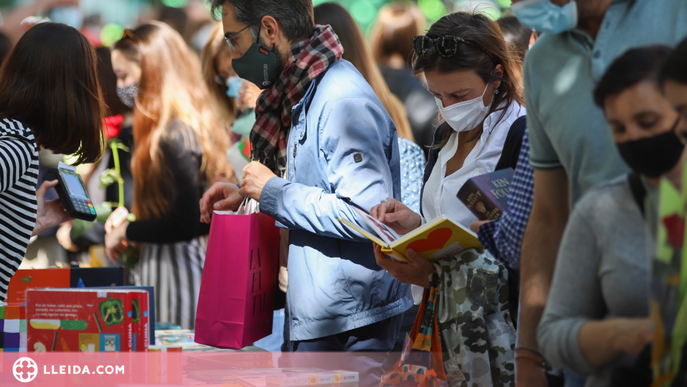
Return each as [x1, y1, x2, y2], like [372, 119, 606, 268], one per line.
[616, 119, 684, 178]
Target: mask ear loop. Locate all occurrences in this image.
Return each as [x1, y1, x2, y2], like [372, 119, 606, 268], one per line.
[671, 116, 686, 144]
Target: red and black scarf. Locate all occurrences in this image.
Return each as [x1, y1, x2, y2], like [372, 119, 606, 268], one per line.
[251, 25, 344, 176]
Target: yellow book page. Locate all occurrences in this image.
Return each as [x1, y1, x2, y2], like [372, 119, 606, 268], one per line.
[388, 216, 482, 262]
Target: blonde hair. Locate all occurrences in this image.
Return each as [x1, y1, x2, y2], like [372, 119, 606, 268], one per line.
[113, 21, 233, 220]
[201, 23, 237, 129]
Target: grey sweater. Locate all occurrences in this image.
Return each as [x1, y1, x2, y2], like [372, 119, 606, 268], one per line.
[537, 176, 649, 387]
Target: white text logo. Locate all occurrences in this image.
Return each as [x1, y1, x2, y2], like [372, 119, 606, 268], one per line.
[13, 357, 38, 383]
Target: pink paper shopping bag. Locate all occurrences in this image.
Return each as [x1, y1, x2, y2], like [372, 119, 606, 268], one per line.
[195, 205, 280, 349]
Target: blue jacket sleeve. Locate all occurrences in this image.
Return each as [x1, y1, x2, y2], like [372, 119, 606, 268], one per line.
[259, 97, 398, 241]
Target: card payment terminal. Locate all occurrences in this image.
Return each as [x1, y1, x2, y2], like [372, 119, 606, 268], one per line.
[45, 162, 97, 221]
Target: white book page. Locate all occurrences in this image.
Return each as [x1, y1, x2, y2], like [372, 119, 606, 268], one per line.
[352, 207, 401, 245]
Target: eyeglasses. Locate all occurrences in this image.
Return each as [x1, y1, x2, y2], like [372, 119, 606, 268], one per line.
[224, 25, 251, 52]
[413, 35, 495, 61]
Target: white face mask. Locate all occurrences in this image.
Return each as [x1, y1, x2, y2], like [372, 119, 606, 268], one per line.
[436, 83, 494, 133]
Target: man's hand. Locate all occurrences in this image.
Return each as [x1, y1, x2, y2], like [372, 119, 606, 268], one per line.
[239, 161, 277, 202]
[370, 198, 422, 235]
[373, 245, 434, 287]
[33, 180, 71, 236]
[199, 182, 243, 223]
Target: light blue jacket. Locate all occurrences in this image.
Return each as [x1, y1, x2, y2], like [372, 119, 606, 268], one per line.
[260, 60, 413, 341]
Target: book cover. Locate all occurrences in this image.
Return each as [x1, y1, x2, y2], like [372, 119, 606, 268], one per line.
[26, 288, 147, 352]
[457, 168, 514, 221]
[129, 291, 149, 352]
[339, 209, 482, 263]
[91, 285, 155, 345]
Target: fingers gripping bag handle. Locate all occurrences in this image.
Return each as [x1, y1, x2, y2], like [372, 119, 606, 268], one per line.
[236, 197, 260, 215]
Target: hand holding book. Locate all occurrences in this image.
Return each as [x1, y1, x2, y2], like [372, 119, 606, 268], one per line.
[373, 245, 434, 288]
[370, 198, 422, 236]
[339, 203, 482, 262]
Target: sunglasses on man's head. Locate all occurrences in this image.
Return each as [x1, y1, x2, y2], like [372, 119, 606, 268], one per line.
[413, 35, 495, 61]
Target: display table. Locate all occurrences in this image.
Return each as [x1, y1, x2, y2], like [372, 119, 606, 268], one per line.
[153, 329, 267, 353]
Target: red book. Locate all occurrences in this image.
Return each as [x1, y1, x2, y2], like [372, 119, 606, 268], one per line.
[27, 288, 147, 352]
[457, 169, 514, 221]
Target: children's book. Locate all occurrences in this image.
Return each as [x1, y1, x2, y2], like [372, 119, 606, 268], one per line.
[339, 207, 482, 262]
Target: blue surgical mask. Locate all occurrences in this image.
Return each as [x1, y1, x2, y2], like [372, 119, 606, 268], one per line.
[50, 6, 84, 30]
[225, 76, 243, 99]
[512, 0, 578, 34]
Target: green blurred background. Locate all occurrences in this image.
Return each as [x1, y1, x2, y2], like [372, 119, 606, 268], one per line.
[0, 0, 514, 42]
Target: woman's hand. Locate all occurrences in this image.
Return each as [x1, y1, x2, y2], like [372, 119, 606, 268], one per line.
[615, 318, 652, 357]
[33, 180, 71, 236]
[373, 245, 434, 288]
[105, 206, 129, 234]
[578, 317, 653, 370]
[105, 220, 129, 262]
[470, 220, 491, 233]
[370, 198, 422, 235]
[56, 221, 79, 252]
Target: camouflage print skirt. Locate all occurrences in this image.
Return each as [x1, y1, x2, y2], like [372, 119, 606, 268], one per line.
[434, 248, 516, 387]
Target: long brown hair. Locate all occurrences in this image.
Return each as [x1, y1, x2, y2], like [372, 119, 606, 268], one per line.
[112, 21, 233, 220]
[413, 12, 524, 146]
[369, 2, 426, 69]
[0, 23, 105, 165]
[313, 2, 414, 142]
[201, 23, 237, 129]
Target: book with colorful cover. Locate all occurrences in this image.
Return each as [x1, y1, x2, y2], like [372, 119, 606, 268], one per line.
[26, 288, 147, 352]
[265, 370, 358, 386]
[339, 207, 482, 263]
[457, 168, 514, 221]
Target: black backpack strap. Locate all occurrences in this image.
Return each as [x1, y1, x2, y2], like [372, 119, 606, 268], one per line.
[628, 172, 647, 217]
[496, 116, 527, 171]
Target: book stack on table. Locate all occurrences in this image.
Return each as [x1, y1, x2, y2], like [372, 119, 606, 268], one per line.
[186, 368, 359, 387]
[0, 303, 26, 352]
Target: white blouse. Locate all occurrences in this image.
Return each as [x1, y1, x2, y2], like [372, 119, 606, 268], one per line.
[422, 101, 526, 228]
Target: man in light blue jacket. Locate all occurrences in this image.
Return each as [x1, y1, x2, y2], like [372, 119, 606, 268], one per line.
[199, 0, 412, 382]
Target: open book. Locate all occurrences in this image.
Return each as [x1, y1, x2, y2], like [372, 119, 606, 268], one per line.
[339, 207, 482, 262]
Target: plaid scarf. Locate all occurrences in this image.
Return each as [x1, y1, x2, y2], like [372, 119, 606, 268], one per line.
[251, 25, 344, 176]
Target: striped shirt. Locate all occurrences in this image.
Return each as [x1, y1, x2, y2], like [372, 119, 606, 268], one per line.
[0, 119, 38, 299]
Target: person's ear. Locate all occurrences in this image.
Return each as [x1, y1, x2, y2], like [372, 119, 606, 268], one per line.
[529, 31, 538, 47]
[260, 16, 279, 46]
[492, 63, 504, 90]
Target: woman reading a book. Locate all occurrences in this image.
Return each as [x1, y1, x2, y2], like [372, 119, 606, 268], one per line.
[537, 46, 681, 387]
[371, 12, 525, 386]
